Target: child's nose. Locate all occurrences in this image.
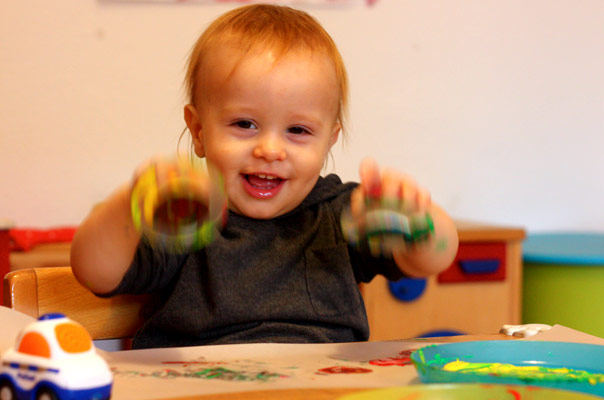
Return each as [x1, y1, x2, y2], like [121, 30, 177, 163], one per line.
[252, 133, 287, 162]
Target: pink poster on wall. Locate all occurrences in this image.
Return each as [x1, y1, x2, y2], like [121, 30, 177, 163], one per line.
[102, 0, 378, 5]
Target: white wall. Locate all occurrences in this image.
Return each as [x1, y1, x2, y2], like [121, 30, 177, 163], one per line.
[1, 0, 603, 232]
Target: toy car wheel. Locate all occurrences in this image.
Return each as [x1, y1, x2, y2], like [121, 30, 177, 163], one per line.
[35, 387, 59, 400]
[0, 381, 16, 400]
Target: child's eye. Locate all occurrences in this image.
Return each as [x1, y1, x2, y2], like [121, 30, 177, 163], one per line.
[288, 126, 310, 135]
[234, 120, 257, 130]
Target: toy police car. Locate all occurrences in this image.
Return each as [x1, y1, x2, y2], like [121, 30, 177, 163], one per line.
[0, 313, 112, 400]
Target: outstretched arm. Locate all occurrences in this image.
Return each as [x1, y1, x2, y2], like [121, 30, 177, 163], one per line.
[350, 158, 459, 277]
[70, 183, 140, 294]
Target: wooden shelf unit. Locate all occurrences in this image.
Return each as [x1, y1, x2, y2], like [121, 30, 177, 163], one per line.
[360, 221, 526, 341]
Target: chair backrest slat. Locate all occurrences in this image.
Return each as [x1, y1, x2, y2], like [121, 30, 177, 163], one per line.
[3, 267, 149, 341]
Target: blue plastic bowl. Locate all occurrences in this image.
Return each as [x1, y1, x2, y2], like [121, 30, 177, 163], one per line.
[410, 341, 604, 396]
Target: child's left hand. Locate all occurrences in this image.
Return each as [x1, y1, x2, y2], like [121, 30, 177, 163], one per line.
[348, 157, 459, 277]
[350, 158, 431, 220]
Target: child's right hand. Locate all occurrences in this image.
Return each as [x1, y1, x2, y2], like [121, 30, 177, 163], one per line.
[129, 157, 219, 251]
[130, 157, 211, 206]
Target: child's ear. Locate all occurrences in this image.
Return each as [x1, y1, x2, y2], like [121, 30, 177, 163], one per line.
[184, 104, 205, 157]
[329, 122, 341, 148]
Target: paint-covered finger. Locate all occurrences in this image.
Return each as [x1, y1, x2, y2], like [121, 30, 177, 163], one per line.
[359, 157, 381, 199]
[400, 175, 419, 213]
[349, 186, 366, 219]
[131, 156, 159, 186]
[416, 186, 432, 212]
[380, 168, 403, 209]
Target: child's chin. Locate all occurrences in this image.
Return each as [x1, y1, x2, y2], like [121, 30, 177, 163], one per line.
[238, 204, 287, 220]
[246, 210, 282, 220]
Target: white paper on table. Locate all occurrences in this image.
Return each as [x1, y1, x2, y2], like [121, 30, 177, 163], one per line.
[102, 325, 604, 400]
[522, 324, 604, 345]
[103, 339, 432, 400]
[0, 306, 35, 353]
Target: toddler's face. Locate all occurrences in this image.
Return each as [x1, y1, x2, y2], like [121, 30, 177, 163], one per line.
[186, 46, 341, 219]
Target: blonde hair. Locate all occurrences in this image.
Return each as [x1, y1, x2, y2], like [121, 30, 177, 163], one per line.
[184, 4, 349, 138]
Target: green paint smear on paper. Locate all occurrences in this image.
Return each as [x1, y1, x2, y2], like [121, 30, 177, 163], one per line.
[113, 366, 286, 382]
[191, 367, 283, 382]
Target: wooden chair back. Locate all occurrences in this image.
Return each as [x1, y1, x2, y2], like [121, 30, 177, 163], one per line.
[3, 266, 149, 341]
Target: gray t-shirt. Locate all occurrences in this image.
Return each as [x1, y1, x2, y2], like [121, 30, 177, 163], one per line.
[104, 174, 403, 349]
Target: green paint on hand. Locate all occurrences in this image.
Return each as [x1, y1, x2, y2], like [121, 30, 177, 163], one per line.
[435, 238, 448, 252]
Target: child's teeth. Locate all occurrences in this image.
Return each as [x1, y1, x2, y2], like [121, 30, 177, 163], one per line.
[256, 174, 276, 180]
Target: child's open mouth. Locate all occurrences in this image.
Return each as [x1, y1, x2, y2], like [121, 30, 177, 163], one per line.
[243, 174, 285, 199]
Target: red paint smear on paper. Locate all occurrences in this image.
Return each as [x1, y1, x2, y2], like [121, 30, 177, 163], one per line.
[369, 349, 414, 367]
[506, 389, 521, 400]
[317, 366, 373, 374]
[162, 360, 227, 366]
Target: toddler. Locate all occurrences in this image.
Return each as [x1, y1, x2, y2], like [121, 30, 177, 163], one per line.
[71, 4, 459, 349]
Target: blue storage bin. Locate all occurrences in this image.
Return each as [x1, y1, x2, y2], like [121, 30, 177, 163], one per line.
[522, 232, 604, 338]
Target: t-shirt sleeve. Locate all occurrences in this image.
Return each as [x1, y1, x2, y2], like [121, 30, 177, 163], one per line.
[348, 248, 405, 283]
[95, 237, 187, 297]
